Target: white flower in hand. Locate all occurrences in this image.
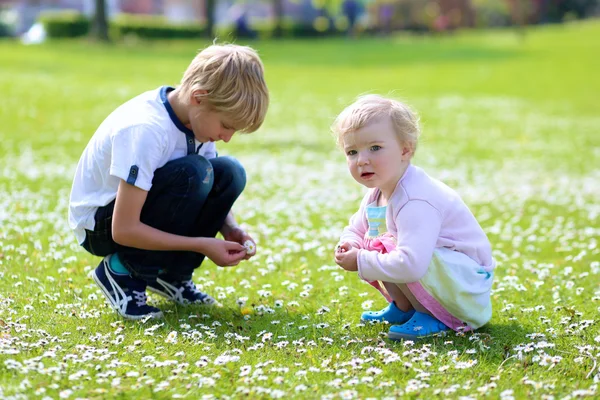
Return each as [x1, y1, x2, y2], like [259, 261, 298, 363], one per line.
[243, 240, 256, 255]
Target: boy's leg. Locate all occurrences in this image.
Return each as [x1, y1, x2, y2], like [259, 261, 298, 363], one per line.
[118, 154, 215, 281]
[83, 155, 213, 317]
[83, 154, 215, 281]
[157, 156, 247, 282]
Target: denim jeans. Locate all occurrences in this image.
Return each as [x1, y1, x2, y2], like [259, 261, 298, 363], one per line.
[82, 154, 246, 282]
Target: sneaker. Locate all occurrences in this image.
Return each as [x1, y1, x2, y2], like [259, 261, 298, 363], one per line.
[388, 311, 450, 341]
[147, 278, 216, 305]
[361, 301, 415, 324]
[89, 255, 163, 320]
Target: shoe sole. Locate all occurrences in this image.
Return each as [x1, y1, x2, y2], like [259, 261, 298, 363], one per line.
[88, 269, 163, 321]
[387, 330, 449, 341]
[147, 284, 216, 306]
[360, 317, 410, 324]
[147, 285, 184, 304]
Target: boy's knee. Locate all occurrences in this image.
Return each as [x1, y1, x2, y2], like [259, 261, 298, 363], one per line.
[178, 155, 214, 191]
[217, 156, 246, 191]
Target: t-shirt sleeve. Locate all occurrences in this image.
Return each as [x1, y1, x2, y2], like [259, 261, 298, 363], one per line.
[357, 200, 442, 283]
[110, 125, 166, 191]
[201, 142, 218, 159]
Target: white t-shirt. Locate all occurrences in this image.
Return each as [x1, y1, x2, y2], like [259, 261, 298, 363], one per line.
[68, 86, 217, 244]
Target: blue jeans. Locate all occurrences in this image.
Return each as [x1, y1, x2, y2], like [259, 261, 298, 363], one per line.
[82, 155, 246, 282]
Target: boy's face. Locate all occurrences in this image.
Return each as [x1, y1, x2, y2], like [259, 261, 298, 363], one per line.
[342, 117, 412, 197]
[187, 94, 236, 143]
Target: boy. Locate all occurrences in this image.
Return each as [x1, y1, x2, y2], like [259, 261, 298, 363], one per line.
[68, 44, 269, 320]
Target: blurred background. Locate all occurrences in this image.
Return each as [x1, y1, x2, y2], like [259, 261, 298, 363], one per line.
[0, 0, 598, 42]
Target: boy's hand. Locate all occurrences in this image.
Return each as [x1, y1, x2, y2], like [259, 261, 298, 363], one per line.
[223, 227, 257, 260]
[202, 238, 246, 267]
[335, 243, 358, 272]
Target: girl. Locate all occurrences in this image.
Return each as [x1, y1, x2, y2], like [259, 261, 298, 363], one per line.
[332, 95, 495, 340]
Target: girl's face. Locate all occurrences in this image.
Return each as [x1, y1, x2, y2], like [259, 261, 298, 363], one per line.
[343, 117, 412, 198]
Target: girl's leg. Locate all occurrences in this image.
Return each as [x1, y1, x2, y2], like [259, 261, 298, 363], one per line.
[398, 284, 434, 317]
[382, 282, 413, 312]
[386, 284, 449, 340]
[362, 281, 415, 323]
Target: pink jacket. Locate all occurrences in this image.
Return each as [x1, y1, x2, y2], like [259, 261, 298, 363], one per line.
[340, 164, 495, 284]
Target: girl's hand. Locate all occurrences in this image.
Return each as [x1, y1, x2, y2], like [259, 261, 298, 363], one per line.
[335, 245, 359, 272]
[223, 227, 257, 260]
[334, 241, 353, 255]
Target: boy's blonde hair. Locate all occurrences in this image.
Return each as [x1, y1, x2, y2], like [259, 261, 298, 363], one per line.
[331, 94, 420, 152]
[180, 44, 269, 133]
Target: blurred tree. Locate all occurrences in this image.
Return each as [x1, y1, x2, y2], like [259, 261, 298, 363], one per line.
[205, 0, 216, 38]
[506, 0, 530, 37]
[438, 0, 475, 28]
[317, 0, 344, 16]
[272, 0, 284, 38]
[90, 0, 109, 41]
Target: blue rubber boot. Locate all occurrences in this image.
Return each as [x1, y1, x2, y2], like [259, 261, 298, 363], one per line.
[388, 311, 450, 340]
[361, 302, 415, 324]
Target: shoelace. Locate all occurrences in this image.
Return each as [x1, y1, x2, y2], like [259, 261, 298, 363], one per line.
[183, 280, 215, 304]
[132, 290, 149, 307]
[183, 280, 203, 296]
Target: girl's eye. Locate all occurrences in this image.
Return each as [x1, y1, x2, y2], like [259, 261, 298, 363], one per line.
[346, 150, 357, 156]
[222, 122, 232, 130]
[370, 145, 381, 151]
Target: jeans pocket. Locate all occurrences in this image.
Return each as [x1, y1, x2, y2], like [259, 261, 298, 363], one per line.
[84, 216, 115, 256]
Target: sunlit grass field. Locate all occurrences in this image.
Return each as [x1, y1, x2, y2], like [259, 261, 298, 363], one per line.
[1, 20, 599, 399]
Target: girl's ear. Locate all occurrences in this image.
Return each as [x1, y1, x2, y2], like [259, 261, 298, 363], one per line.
[401, 144, 414, 160]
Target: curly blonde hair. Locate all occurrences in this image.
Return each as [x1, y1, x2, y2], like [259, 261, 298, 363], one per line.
[331, 94, 420, 152]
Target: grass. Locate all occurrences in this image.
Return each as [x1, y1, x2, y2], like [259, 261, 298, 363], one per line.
[0, 21, 599, 399]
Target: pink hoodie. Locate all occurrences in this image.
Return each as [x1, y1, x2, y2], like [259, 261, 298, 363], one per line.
[340, 164, 495, 284]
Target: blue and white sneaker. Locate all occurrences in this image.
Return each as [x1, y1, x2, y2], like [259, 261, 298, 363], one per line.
[147, 278, 216, 305]
[361, 301, 415, 324]
[388, 311, 450, 340]
[89, 255, 163, 320]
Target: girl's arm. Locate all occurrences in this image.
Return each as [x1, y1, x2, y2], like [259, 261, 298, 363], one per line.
[112, 180, 246, 266]
[357, 200, 442, 283]
[338, 194, 370, 248]
[339, 208, 367, 248]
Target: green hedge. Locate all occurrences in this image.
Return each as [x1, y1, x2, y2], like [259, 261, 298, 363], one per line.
[38, 11, 344, 40]
[39, 11, 89, 38]
[111, 14, 205, 39]
[38, 11, 206, 39]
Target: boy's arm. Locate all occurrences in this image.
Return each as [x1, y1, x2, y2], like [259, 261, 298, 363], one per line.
[356, 200, 442, 283]
[219, 211, 256, 259]
[220, 211, 240, 238]
[112, 180, 246, 266]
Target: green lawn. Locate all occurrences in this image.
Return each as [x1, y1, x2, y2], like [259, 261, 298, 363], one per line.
[0, 21, 599, 399]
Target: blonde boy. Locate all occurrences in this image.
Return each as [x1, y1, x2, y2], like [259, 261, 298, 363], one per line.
[69, 44, 269, 320]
